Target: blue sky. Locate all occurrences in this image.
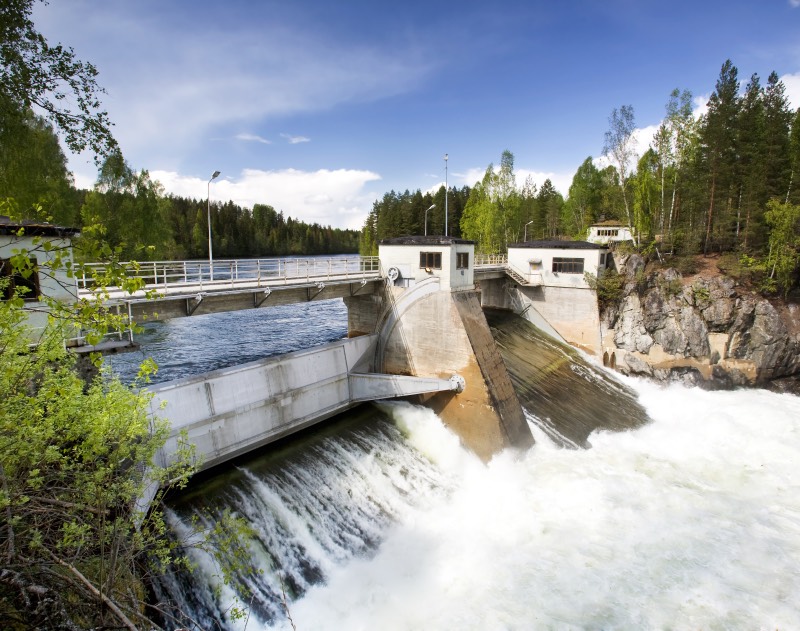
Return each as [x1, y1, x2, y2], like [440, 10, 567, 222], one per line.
[34, 0, 800, 230]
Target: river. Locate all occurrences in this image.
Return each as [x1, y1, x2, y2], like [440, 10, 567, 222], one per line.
[110, 301, 800, 630]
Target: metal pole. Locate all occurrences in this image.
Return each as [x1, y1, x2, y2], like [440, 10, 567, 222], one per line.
[207, 170, 220, 281]
[444, 154, 449, 236]
[524, 220, 533, 241]
[425, 204, 434, 236]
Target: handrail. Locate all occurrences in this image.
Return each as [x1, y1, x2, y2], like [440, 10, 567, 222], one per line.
[473, 253, 508, 267]
[77, 256, 381, 296]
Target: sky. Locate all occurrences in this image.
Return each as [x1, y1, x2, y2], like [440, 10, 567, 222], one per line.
[33, 0, 800, 231]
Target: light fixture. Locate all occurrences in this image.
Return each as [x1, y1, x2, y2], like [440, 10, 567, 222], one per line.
[425, 204, 435, 236]
[444, 154, 449, 236]
[207, 170, 220, 280]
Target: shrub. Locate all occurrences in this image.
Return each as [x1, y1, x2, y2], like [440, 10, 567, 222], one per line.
[585, 269, 624, 309]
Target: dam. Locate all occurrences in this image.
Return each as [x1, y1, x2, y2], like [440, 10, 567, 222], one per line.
[93, 240, 800, 630]
[99, 235, 615, 508]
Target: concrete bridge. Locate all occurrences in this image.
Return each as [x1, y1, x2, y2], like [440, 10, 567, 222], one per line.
[77, 256, 383, 322]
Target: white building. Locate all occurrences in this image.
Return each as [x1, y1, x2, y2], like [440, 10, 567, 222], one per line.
[506, 240, 611, 289]
[1, 216, 80, 337]
[378, 236, 475, 291]
[586, 221, 635, 245]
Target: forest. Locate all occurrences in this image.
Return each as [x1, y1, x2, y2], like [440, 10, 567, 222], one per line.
[358, 60, 800, 296]
[0, 115, 360, 261]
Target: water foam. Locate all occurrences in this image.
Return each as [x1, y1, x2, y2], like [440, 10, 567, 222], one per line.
[262, 382, 800, 630]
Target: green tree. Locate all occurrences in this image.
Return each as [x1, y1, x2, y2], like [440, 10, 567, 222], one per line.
[633, 149, 659, 241]
[764, 198, 800, 297]
[737, 73, 767, 249]
[699, 60, 740, 253]
[663, 88, 696, 246]
[80, 152, 169, 260]
[788, 107, 800, 204]
[763, 72, 793, 203]
[460, 150, 522, 252]
[0, 220, 200, 628]
[563, 157, 601, 238]
[461, 173, 500, 252]
[0, 96, 74, 224]
[537, 178, 564, 239]
[603, 105, 637, 244]
[0, 0, 116, 158]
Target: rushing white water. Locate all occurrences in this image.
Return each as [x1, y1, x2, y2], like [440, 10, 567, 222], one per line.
[159, 379, 800, 630]
[255, 382, 800, 631]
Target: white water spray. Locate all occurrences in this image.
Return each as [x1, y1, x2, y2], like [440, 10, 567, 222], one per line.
[260, 382, 800, 631]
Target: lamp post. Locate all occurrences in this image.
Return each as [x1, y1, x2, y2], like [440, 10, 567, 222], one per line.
[424, 204, 435, 236]
[207, 170, 220, 281]
[524, 220, 533, 242]
[444, 153, 449, 236]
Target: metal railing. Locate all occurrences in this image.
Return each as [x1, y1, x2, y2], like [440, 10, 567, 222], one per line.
[77, 256, 381, 296]
[473, 253, 508, 268]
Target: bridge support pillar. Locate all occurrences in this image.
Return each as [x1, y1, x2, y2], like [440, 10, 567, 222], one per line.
[343, 293, 383, 338]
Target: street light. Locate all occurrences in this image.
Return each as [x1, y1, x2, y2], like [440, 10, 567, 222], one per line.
[444, 153, 449, 236]
[207, 170, 220, 281]
[524, 220, 533, 242]
[424, 204, 435, 236]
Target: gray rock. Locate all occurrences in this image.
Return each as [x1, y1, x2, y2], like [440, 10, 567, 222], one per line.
[614, 293, 654, 353]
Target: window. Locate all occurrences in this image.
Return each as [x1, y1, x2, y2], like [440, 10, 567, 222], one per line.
[456, 252, 469, 269]
[552, 257, 584, 274]
[1, 257, 41, 301]
[598, 228, 620, 237]
[419, 251, 442, 269]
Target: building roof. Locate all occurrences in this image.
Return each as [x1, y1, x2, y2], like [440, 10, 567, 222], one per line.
[589, 220, 627, 227]
[0, 216, 80, 237]
[379, 235, 475, 246]
[509, 240, 605, 250]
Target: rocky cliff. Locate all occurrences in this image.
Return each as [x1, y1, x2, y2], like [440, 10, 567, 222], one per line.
[601, 254, 800, 392]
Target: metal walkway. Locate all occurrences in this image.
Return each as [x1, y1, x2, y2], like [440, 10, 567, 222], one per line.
[77, 256, 382, 303]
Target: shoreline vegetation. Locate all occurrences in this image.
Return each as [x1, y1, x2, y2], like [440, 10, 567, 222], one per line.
[2, 0, 799, 625]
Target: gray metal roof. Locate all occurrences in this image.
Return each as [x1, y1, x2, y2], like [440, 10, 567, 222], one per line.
[0, 215, 80, 237]
[508, 240, 605, 250]
[379, 235, 475, 246]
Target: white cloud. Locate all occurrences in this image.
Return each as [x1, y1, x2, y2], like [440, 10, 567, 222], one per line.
[281, 133, 311, 144]
[236, 133, 271, 144]
[34, 3, 434, 173]
[790, 0, 800, 8]
[781, 72, 800, 109]
[151, 168, 381, 230]
[442, 166, 573, 197]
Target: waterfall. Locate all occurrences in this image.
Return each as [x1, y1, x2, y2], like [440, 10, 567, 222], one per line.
[152, 406, 463, 628]
[150, 313, 800, 630]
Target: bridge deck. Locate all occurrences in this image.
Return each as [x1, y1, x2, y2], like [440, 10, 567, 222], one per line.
[78, 256, 382, 304]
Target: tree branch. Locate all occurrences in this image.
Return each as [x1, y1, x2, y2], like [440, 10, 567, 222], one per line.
[46, 549, 139, 631]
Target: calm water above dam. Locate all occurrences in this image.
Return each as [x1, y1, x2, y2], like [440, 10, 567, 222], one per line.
[110, 301, 800, 630]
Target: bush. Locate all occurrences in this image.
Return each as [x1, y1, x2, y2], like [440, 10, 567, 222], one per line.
[671, 255, 699, 276]
[585, 269, 624, 309]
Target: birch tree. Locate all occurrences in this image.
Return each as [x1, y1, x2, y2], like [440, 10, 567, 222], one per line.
[603, 105, 637, 245]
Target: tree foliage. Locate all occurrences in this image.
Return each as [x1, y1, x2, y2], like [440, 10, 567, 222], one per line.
[0, 95, 76, 225]
[764, 199, 800, 297]
[0, 223, 200, 628]
[0, 0, 116, 159]
[603, 104, 637, 242]
[358, 186, 470, 255]
[460, 150, 545, 252]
